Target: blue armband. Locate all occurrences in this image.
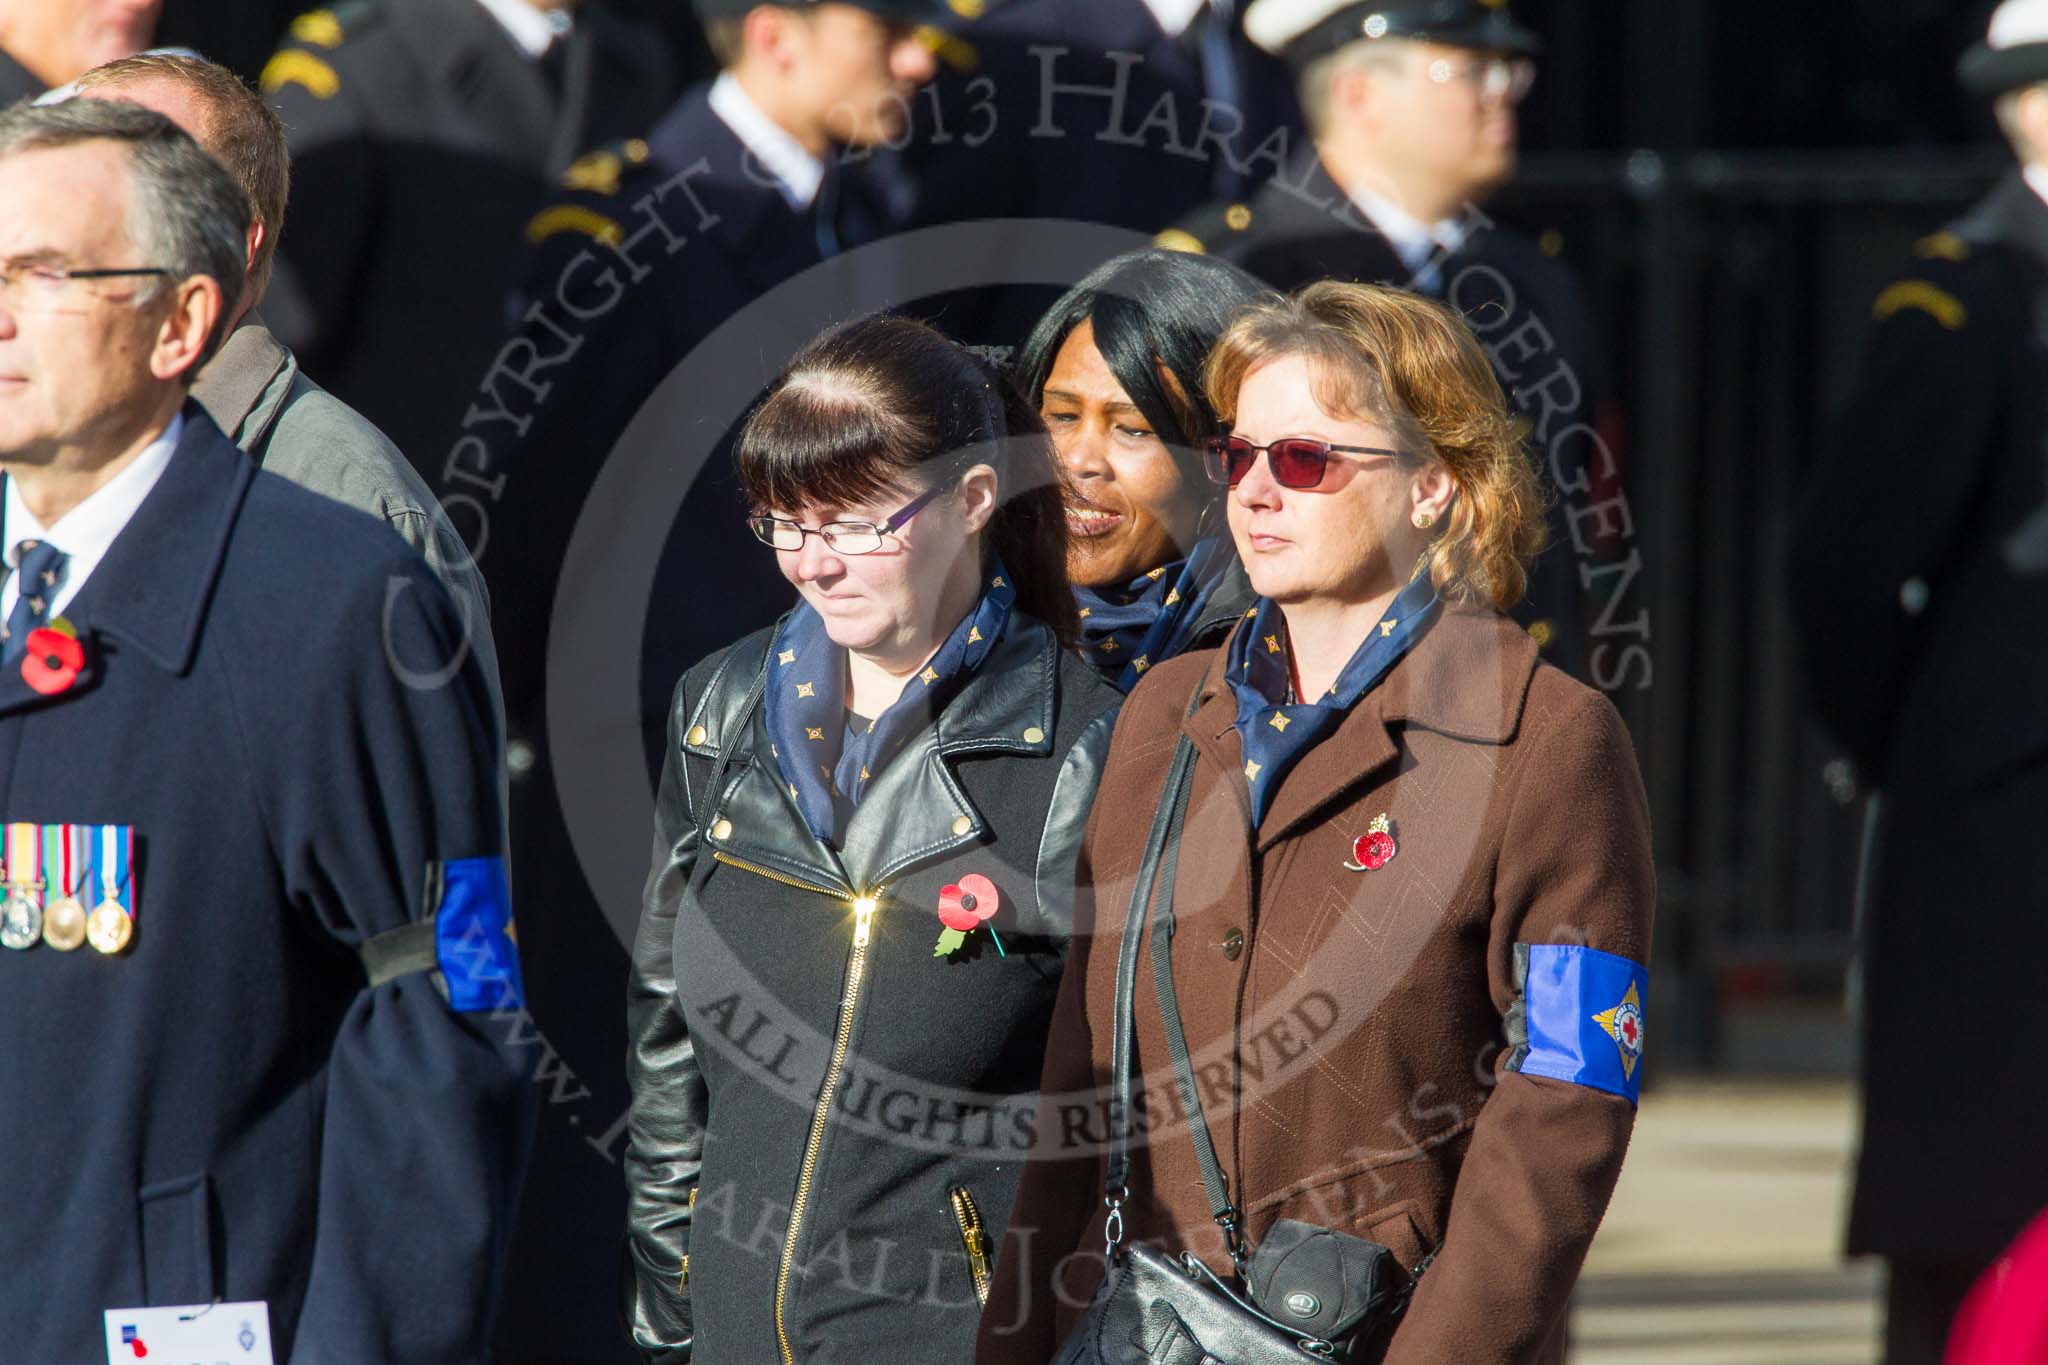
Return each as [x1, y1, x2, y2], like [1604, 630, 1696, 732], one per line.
[1505, 944, 1647, 1104]
[432, 856, 524, 1013]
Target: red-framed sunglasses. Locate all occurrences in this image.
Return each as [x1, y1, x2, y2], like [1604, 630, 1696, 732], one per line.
[1201, 435, 1407, 490]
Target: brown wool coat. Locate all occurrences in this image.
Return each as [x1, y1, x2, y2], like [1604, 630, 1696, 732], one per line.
[975, 608, 1655, 1364]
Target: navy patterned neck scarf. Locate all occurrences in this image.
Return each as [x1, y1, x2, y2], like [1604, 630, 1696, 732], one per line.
[1073, 536, 1234, 693]
[1225, 573, 1442, 825]
[766, 564, 1016, 842]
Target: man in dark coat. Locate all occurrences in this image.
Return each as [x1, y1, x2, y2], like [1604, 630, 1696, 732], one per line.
[465, 5, 940, 1357]
[0, 99, 533, 1364]
[1787, 5, 2048, 1358]
[1163, 0, 1608, 683]
[258, 0, 678, 468]
[0, 0, 158, 102]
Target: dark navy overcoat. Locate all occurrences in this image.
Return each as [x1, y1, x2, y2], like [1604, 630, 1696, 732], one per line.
[0, 408, 536, 1363]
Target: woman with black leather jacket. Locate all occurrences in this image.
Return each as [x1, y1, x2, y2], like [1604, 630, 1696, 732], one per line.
[1015, 248, 1275, 691]
[623, 314, 1124, 1363]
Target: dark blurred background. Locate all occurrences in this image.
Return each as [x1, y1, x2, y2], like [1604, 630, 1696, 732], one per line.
[133, 2, 2020, 1359]
[152, 0, 2004, 1092]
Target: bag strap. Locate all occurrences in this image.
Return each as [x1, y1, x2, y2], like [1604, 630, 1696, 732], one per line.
[1146, 760, 1247, 1268]
[1102, 734, 1197, 1247]
[1102, 682, 1206, 1256]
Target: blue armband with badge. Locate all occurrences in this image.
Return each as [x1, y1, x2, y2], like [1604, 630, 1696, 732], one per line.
[1504, 943, 1648, 1104]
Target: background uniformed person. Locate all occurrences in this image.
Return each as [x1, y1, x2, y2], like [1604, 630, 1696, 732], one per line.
[69, 51, 505, 764]
[0, 0, 158, 102]
[258, 0, 680, 469]
[1164, 0, 1603, 680]
[1786, 3, 2048, 1358]
[915, 0, 1302, 232]
[0, 97, 533, 1365]
[474, 5, 941, 1357]
[906, 0, 1304, 350]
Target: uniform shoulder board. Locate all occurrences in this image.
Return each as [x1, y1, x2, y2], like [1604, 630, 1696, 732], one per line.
[558, 137, 653, 197]
[916, 26, 980, 73]
[1913, 231, 1969, 262]
[262, 2, 382, 96]
[526, 203, 625, 248]
[1155, 200, 1253, 255]
[1872, 278, 1967, 331]
[527, 137, 657, 246]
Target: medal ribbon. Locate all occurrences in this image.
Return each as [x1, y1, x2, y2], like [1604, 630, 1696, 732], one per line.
[64, 823, 86, 900]
[98, 824, 132, 920]
[40, 823, 62, 898]
[5, 822, 39, 893]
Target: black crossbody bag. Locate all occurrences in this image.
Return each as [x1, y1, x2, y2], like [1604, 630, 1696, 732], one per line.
[1053, 732, 1431, 1365]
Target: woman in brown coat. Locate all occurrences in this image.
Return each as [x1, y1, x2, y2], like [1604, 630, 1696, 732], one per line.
[976, 282, 1655, 1364]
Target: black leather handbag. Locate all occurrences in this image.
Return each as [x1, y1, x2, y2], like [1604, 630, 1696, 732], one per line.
[1053, 734, 1429, 1365]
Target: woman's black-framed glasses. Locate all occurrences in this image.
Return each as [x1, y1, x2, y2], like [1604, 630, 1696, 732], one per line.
[747, 478, 954, 555]
[1201, 435, 1406, 490]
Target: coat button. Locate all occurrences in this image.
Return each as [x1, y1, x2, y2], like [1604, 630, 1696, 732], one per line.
[685, 724, 707, 746]
[1022, 726, 1044, 744]
[1222, 927, 1244, 961]
[710, 818, 732, 841]
[951, 815, 972, 836]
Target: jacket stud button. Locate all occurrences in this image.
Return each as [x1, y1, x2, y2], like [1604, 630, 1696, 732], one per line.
[1022, 726, 1044, 744]
[710, 818, 732, 840]
[1222, 927, 1244, 961]
[685, 724, 708, 746]
[1284, 1291, 1319, 1318]
[951, 815, 972, 836]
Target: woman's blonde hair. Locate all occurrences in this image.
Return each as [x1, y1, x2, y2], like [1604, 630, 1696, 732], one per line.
[1202, 281, 1546, 613]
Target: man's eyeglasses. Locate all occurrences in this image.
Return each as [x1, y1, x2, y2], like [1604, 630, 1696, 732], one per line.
[747, 477, 953, 555]
[1202, 436, 1407, 491]
[1424, 54, 1537, 105]
[0, 264, 172, 311]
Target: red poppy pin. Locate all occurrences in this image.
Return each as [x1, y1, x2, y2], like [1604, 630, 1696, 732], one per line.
[21, 618, 84, 696]
[1344, 813, 1397, 872]
[933, 873, 1005, 958]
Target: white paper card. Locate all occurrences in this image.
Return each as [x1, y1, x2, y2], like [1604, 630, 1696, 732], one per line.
[103, 1300, 274, 1363]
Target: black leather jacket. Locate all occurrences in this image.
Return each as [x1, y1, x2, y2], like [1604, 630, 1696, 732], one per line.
[625, 613, 1120, 1362]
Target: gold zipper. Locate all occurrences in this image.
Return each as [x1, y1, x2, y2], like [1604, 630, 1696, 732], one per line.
[712, 850, 846, 900]
[715, 848, 878, 1365]
[948, 1184, 992, 1307]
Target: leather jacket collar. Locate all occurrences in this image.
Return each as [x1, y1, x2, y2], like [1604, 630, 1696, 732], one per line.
[679, 613, 1061, 898]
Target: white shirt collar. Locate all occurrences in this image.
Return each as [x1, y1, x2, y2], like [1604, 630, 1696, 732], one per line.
[2025, 163, 2048, 211]
[1142, 0, 1212, 39]
[1345, 179, 1469, 275]
[709, 71, 825, 211]
[2, 412, 184, 626]
[473, 0, 571, 60]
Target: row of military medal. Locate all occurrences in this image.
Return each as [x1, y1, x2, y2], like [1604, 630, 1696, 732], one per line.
[0, 822, 136, 955]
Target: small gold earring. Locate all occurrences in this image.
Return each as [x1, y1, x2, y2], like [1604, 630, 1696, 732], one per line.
[1413, 511, 1436, 530]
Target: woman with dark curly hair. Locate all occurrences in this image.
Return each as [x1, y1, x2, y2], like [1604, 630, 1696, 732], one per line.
[981, 282, 1654, 1365]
